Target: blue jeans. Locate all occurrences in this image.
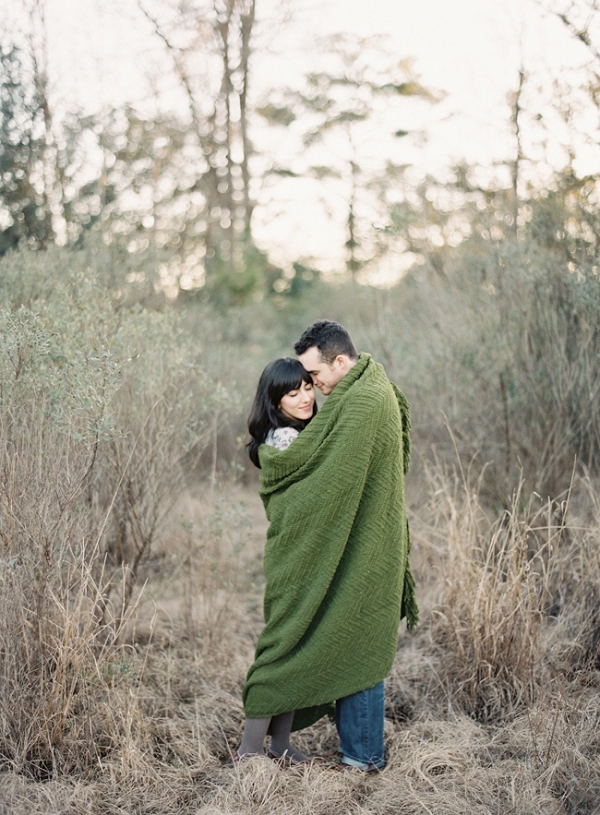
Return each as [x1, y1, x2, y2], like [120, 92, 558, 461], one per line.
[335, 681, 385, 770]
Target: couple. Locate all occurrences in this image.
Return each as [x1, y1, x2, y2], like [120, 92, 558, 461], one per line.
[237, 320, 418, 771]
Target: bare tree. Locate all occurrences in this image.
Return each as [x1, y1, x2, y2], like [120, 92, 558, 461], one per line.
[509, 68, 526, 236]
[138, 0, 258, 295]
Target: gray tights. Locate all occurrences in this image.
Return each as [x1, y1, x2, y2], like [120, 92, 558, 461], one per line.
[237, 711, 308, 761]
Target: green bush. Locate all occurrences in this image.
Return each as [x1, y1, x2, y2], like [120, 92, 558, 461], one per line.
[0, 245, 221, 776]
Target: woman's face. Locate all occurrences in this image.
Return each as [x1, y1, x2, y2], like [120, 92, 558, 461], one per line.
[278, 380, 315, 421]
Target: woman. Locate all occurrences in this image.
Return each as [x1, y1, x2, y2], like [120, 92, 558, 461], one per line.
[237, 357, 317, 763]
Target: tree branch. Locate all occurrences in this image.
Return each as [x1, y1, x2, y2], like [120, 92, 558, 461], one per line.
[556, 10, 600, 63]
[137, 1, 202, 132]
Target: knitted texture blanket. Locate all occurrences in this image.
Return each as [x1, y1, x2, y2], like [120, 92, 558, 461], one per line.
[243, 353, 418, 731]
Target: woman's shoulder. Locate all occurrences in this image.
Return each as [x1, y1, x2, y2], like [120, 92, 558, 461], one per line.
[265, 426, 299, 451]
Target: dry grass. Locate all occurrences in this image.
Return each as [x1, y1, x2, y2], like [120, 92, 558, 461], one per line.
[0, 289, 598, 811]
[2, 470, 600, 815]
[424, 466, 547, 720]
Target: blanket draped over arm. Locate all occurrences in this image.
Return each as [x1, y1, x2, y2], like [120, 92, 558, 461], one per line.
[242, 353, 418, 731]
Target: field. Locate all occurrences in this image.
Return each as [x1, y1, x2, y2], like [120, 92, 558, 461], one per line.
[1, 245, 600, 814]
[2, 468, 600, 815]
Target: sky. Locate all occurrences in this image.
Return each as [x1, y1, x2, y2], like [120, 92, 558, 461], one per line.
[252, 0, 597, 271]
[2, 0, 597, 274]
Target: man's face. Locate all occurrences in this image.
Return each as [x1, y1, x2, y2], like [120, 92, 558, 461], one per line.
[298, 346, 347, 395]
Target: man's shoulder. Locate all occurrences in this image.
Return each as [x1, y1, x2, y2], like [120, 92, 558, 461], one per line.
[346, 378, 400, 431]
[354, 359, 397, 403]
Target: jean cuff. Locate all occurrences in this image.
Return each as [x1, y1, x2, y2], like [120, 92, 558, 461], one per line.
[341, 754, 386, 771]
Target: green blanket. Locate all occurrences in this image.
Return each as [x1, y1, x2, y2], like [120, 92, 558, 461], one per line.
[243, 353, 417, 731]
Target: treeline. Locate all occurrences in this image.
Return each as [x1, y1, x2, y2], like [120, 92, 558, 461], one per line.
[0, 2, 435, 302]
[1, 0, 600, 504]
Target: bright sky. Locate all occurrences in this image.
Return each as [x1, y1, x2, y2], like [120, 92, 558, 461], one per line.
[253, 0, 597, 272]
[1, 0, 597, 273]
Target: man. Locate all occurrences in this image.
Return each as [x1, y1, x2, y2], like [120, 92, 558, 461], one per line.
[242, 320, 417, 771]
[296, 320, 416, 770]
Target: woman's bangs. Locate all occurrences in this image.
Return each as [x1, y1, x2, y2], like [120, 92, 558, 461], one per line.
[266, 358, 312, 403]
[278, 373, 304, 396]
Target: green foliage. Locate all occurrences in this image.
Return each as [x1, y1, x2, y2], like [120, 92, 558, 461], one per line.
[0, 44, 53, 254]
[201, 242, 284, 306]
[0, 295, 121, 446]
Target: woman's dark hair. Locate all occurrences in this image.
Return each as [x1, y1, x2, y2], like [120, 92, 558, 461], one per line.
[246, 357, 317, 468]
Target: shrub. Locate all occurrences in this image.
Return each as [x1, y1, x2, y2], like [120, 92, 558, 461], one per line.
[349, 237, 600, 503]
[0, 247, 220, 776]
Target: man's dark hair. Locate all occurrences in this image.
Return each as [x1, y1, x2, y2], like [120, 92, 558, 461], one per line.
[294, 320, 358, 364]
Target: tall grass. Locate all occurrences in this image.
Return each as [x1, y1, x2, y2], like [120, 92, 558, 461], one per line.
[425, 467, 545, 720]
[411, 449, 600, 721]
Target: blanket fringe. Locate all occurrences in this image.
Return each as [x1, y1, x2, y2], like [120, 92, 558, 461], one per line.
[402, 565, 419, 631]
[401, 520, 419, 631]
[392, 384, 411, 475]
